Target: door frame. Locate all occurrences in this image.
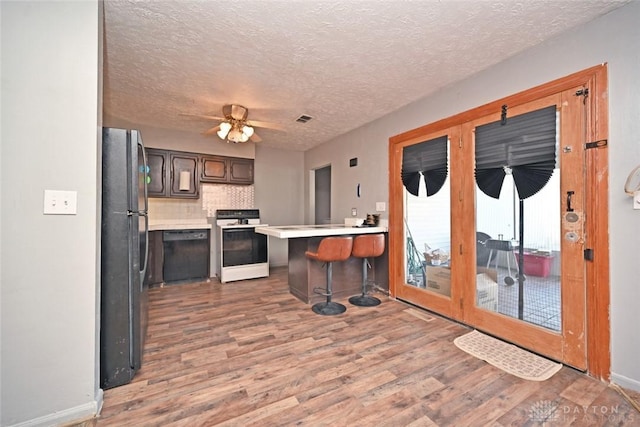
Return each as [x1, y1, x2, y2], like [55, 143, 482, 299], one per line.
[388, 64, 609, 380]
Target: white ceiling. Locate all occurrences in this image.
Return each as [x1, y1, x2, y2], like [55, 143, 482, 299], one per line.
[103, 0, 627, 151]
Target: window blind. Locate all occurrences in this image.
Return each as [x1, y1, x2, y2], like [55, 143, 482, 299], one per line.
[475, 105, 557, 200]
[401, 135, 448, 196]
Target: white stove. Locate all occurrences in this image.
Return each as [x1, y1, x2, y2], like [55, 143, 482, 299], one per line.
[215, 209, 269, 283]
[216, 217, 262, 228]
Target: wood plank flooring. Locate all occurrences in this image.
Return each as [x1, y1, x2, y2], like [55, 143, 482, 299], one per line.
[96, 267, 639, 426]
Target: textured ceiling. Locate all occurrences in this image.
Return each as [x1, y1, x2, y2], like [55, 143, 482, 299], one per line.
[103, 0, 627, 151]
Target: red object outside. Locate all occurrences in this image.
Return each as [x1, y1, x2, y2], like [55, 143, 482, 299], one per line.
[516, 252, 553, 277]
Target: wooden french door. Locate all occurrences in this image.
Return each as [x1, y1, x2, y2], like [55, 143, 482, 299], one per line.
[395, 125, 462, 321]
[389, 66, 609, 373]
[463, 90, 587, 369]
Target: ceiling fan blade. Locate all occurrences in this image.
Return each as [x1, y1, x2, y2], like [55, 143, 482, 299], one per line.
[180, 113, 225, 121]
[223, 104, 248, 121]
[246, 119, 284, 131]
[202, 125, 220, 136]
[250, 132, 262, 143]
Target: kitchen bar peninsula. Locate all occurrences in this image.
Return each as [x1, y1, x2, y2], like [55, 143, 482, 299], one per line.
[255, 225, 389, 304]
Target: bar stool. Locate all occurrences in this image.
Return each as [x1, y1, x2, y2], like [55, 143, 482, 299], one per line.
[349, 233, 385, 307]
[305, 236, 353, 315]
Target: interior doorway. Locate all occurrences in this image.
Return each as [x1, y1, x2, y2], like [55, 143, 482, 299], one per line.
[314, 165, 331, 225]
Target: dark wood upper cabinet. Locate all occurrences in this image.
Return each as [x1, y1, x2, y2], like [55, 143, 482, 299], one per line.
[146, 149, 169, 197]
[146, 149, 254, 198]
[228, 158, 254, 184]
[146, 148, 198, 198]
[200, 155, 228, 183]
[169, 152, 199, 198]
[200, 155, 254, 185]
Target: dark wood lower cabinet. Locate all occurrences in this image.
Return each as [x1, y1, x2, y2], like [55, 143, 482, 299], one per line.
[145, 231, 164, 286]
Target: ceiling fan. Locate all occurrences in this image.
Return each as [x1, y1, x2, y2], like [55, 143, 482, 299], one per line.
[180, 104, 282, 143]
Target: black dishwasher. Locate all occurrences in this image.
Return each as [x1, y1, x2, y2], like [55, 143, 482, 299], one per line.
[162, 229, 210, 283]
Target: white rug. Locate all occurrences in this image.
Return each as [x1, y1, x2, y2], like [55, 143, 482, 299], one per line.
[454, 330, 562, 381]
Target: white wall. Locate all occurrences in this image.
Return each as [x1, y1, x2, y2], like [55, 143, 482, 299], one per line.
[1, 2, 101, 426]
[254, 146, 305, 266]
[304, 122, 394, 224]
[305, 3, 640, 391]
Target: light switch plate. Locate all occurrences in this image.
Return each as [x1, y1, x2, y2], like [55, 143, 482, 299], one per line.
[376, 202, 386, 212]
[44, 190, 77, 215]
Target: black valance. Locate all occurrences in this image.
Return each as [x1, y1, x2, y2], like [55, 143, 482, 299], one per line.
[475, 105, 557, 200]
[401, 135, 448, 196]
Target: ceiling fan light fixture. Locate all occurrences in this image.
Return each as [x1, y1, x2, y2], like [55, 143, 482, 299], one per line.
[184, 104, 276, 143]
[219, 121, 232, 133]
[227, 128, 243, 143]
[242, 125, 254, 138]
[217, 121, 232, 139]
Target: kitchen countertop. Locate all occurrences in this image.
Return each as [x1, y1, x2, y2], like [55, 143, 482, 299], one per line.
[255, 224, 387, 239]
[148, 221, 212, 231]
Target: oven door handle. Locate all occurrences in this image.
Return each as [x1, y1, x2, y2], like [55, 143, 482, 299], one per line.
[222, 227, 255, 233]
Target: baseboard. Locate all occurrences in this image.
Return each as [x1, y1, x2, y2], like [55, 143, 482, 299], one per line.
[269, 262, 288, 268]
[11, 391, 102, 427]
[95, 387, 104, 414]
[611, 372, 640, 392]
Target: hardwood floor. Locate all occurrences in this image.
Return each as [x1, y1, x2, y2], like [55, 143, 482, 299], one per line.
[96, 267, 638, 426]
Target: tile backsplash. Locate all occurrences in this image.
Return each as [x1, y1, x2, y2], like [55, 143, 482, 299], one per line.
[201, 184, 255, 216]
[147, 184, 255, 221]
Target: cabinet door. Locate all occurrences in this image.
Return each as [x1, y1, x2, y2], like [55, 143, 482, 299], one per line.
[146, 149, 168, 197]
[145, 230, 164, 285]
[169, 153, 199, 198]
[200, 155, 228, 183]
[228, 158, 254, 184]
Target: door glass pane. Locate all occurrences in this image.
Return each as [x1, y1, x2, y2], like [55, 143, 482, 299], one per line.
[404, 138, 451, 296]
[475, 115, 561, 331]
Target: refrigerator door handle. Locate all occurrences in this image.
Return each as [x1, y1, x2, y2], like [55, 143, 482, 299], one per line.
[137, 136, 150, 284]
[138, 139, 149, 214]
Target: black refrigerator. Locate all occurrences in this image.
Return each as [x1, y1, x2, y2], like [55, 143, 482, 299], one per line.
[100, 127, 149, 389]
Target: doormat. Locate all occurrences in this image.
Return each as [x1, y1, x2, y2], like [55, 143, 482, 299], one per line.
[453, 330, 562, 381]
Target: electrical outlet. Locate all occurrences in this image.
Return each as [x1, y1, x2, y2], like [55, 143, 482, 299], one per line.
[44, 190, 77, 215]
[376, 202, 386, 212]
[351, 208, 357, 216]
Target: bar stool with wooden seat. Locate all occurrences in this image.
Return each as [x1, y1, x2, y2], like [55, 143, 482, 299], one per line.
[349, 233, 385, 307]
[305, 236, 353, 315]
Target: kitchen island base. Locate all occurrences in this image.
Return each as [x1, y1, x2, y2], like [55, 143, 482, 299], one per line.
[288, 236, 388, 305]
